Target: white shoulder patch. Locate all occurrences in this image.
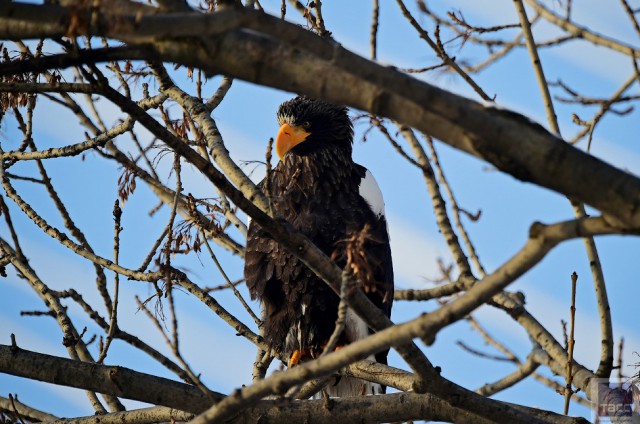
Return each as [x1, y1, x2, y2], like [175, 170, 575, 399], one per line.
[359, 169, 385, 218]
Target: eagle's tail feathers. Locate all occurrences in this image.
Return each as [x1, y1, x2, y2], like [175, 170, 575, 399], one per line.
[318, 376, 383, 397]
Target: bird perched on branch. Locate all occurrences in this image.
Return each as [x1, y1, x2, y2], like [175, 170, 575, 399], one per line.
[245, 96, 394, 397]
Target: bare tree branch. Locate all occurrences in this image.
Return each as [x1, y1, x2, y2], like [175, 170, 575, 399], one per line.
[1, 5, 639, 227]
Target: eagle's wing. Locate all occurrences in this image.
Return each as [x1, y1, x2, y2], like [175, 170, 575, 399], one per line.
[357, 168, 394, 323]
[324, 168, 394, 397]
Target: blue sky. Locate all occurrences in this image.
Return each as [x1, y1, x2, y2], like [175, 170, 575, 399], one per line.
[1, 0, 640, 421]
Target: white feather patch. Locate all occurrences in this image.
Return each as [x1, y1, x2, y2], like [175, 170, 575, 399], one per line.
[318, 308, 382, 397]
[359, 169, 385, 218]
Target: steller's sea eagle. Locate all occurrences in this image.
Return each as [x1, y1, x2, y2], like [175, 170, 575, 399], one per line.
[244, 96, 394, 397]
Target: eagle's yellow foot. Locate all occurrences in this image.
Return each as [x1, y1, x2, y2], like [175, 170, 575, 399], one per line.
[289, 349, 302, 367]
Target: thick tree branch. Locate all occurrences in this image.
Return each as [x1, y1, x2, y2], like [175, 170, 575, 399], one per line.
[0, 344, 222, 412]
[1, 4, 639, 227]
[0, 395, 59, 422]
[47, 407, 193, 424]
[238, 392, 587, 424]
[1, 345, 589, 424]
[189, 216, 630, 423]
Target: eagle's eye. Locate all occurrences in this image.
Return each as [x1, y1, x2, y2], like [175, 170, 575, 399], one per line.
[302, 121, 311, 129]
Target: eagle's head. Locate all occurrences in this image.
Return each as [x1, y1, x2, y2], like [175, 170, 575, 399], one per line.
[275, 96, 354, 160]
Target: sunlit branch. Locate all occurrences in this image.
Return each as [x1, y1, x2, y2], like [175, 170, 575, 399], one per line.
[397, 124, 474, 278]
[514, 0, 614, 382]
[0, 395, 59, 422]
[476, 350, 541, 397]
[524, 0, 640, 58]
[2, 6, 639, 227]
[0, 239, 118, 412]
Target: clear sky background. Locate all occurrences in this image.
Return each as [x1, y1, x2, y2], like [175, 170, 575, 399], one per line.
[1, 0, 640, 421]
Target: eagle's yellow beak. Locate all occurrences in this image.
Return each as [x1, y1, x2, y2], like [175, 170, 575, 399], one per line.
[275, 123, 310, 160]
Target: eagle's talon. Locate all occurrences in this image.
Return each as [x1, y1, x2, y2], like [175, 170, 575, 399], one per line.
[289, 348, 302, 368]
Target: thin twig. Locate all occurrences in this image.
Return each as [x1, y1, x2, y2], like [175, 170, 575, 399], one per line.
[514, 0, 614, 381]
[205, 76, 233, 111]
[395, 0, 493, 101]
[617, 337, 625, 381]
[370, 0, 379, 60]
[513, 0, 559, 134]
[476, 351, 540, 396]
[425, 135, 486, 278]
[563, 272, 578, 415]
[525, 0, 640, 58]
[313, 0, 329, 37]
[321, 274, 351, 356]
[97, 200, 123, 364]
[621, 0, 640, 37]
[396, 124, 474, 278]
[200, 229, 261, 325]
[447, 10, 521, 33]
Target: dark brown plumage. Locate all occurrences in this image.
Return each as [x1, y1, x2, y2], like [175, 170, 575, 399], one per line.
[244, 96, 393, 396]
